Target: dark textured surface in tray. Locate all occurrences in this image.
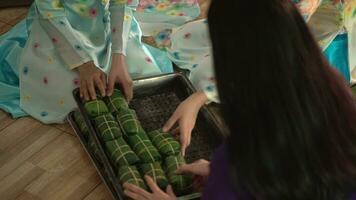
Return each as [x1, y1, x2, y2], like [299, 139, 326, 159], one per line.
[130, 91, 216, 162]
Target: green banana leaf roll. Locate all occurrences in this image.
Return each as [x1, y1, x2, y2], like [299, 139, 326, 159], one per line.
[147, 130, 180, 156]
[118, 166, 147, 190]
[104, 89, 128, 113]
[139, 162, 169, 190]
[165, 155, 193, 195]
[127, 132, 161, 163]
[94, 113, 122, 141]
[84, 99, 109, 118]
[116, 109, 145, 136]
[105, 137, 139, 167]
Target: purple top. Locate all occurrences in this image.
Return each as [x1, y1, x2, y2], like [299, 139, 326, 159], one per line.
[202, 144, 356, 200]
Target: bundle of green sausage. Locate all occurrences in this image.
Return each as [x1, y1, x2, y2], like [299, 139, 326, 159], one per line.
[147, 130, 180, 156]
[165, 155, 193, 195]
[105, 137, 139, 167]
[116, 109, 145, 136]
[94, 113, 122, 141]
[118, 166, 147, 190]
[73, 111, 89, 136]
[104, 89, 128, 113]
[127, 132, 161, 163]
[84, 99, 109, 117]
[139, 162, 168, 190]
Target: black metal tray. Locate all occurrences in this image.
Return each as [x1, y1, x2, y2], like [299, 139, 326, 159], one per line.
[69, 73, 225, 200]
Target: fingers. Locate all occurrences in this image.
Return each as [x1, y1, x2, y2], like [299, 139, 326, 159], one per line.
[144, 176, 162, 194]
[166, 185, 175, 197]
[80, 80, 90, 101]
[122, 80, 133, 102]
[87, 79, 97, 100]
[175, 164, 192, 174]
[107, 75, 115, 96]
[123, 183, 150, 200]
[94, 76, 106, 97]
[162, 112, 179, 132]
[123, 189, 147, 200]
[179, 122, 193, 156]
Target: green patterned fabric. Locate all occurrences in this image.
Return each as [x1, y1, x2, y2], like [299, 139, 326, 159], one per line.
[118, 166, 147, 190]
[116, 109, 145, 136]
[139, 162, 168, 190]
[165, 155, 193, 195]
[94, 114, 122, 141]
[84, 99, 109, 118]
[104, 89, 128, 113]
[73, 111, 89, 136]
[127, 132, 161, 163]
[105, 138, 139, 167]
[147, 130, 180, 156]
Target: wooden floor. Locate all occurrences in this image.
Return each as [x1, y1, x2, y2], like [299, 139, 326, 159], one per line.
[0, 2, 212, 200]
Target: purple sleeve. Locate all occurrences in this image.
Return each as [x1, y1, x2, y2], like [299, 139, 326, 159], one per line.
[201, 144, 241, 200]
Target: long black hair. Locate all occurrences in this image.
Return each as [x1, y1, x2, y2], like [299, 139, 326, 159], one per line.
[208, 0, 356, 199]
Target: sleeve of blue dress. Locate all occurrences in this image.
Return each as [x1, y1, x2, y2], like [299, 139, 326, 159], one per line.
[109, 0, 133, 55]
[34, 0, 91, 69]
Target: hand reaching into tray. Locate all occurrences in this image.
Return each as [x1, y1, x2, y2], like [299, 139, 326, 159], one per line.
[163, 91, 208, 155]
[123, 160, 211, 200]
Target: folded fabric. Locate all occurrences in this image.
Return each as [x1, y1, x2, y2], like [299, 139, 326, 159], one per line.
[139, 162, 168, 190]
[147, 130, 180, 156]
[118, 166, 147, 190]
[104, 89, 128, 113]
[127, 132, 161, 163]
[73, 111, 89, 136]
[165, 155, 193, 195]
[105, 137, 139, 167]
[94, 113, 122, 141]
[116, 109, 145, 136]
[84, 99, 109, 118]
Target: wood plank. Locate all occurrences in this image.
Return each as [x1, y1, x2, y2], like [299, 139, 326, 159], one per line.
[83, 183, 114, 200]
[55, 122, 75, 136]
[15, 191, 41, 200]
[0, 117, 43, 151]
[26, 134, 102, 199]
[0, 7, 28, 25]
[0, 109, 16, 132]
[0, 124, 61, 180]
[0, 20, 12, 34]
[0, 162, 44, 200]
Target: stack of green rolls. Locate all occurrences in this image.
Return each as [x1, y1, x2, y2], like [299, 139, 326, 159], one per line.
[139, 162, 169, 190]
[105, 137, 139, 167]
[84, 99, 109, 117]
[118, 166, 147, 190]
[94, 114, 122, 141]
[104, 89, 128, 113]
[147, 130, 180, 156]
[127, 132, 161, 163]
[73, 111, 89, 137]
[165, 155, 193, 195]
[116, 109, 145, 136]
[80, 90, 193, 196]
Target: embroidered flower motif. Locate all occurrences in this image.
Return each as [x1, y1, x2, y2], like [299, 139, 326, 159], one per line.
[52, 37, 58, 44]
[41, 111, 48, 117]
[156, 3, 169, 11]
[23, 95, 31, 101]
[112, 28, 117, 33]
[73, 78, 80, 87]
[52, 0, 63, 9]
[45, 12, 53, 18]
[206, 85, 214, 92]
[89, 8, 98, 18]
[184, 33, 191, 39]
[23, 66, 29, 75]
[167, 10, 178, 16]
[43, 77, 49, 85]
[192, 64, 198, 69]
[145, 57, 152, 63]
[58, 98, 65, 106]
[33, 42, 40, 49]
[75, 45, 82, 51]
[124, 15, 131, 21]
[48, 56, 54, 64]
[59, 20, 66, 25]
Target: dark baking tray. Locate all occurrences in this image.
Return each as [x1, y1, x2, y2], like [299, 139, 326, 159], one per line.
[69, 73, 225, 200]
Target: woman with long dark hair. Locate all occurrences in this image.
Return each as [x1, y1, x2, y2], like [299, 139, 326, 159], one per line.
[123, 0, 356, 199]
